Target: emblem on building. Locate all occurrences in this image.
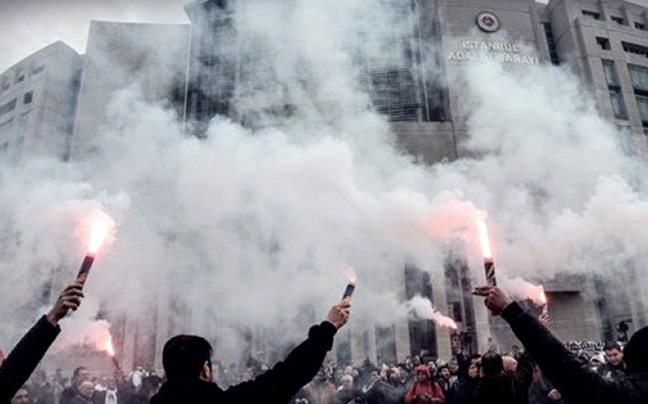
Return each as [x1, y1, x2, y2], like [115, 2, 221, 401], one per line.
[476, 11, 500, 33]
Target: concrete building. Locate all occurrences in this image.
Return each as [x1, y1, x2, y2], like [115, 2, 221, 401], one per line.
[4, 0, 648, 370]
[0, 41, 82, 162]
[181, 0, 638, 365]
[70, 21, 189, 161]
[541, 0, 648, 342]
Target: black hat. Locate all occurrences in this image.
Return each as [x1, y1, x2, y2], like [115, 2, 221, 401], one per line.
[624, 326, 648, 374]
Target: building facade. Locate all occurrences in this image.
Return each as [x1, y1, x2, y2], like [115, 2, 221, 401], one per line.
[178, 0, 648, 364]
[4, 0, 648, 371]
[70, 21, 189, 161]
[542, 0, 648, 342]
[0, 42, 82, 162]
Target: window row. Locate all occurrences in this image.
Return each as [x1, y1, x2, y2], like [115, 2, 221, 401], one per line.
[603, 60, 648, 127]
[0, 65, 45, 93]
[582, 9, 648, 31]
[0, 91, 34, 119]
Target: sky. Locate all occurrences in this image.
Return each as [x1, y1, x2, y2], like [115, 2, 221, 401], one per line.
[2, 0, 648, 72]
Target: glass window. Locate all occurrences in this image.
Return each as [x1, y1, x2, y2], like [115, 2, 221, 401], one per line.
[611, 16, 625, 25]
[583, 10, 602, 20]
[14, 69, 25, 84]
[597, 37, 611, 50]
[602, 60, 620, 87]
[636, 22, 646, 31]
[636, 95, 648, 123]
[629, 65, 648, 93]
[23, 91, 33, 104]
[610, 90, 628, 119]
[623, 42, 648, 58]
[0, 99, 17, 117]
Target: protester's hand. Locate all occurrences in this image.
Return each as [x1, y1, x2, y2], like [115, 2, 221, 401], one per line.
[325, 298, 351, 329]
[451, 338, 462, 354]
[472, 286, 513, 315]
[548, 389, 562, 400]
[46, 281, 84, 326]
[539, 312, 552, 327]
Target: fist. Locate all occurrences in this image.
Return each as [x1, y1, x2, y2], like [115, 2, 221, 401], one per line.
[548, 389, 562, 400]
[47, 281, 85, 325]
[326, 298, 351, 329]
[472, 286, 513, 315]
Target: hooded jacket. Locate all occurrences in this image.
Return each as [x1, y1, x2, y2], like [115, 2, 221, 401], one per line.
[150, 321, 337, 404]
[502, 302, 648, 404]
[405, 365, 444, 404]
[0, 316, 60, 404]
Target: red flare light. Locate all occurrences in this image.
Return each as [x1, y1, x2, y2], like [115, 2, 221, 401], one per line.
[83, 210, 116, 255]
[539, 286, 547, 306]
[476, 216, 493, 259]
[105, 339, 115, 357]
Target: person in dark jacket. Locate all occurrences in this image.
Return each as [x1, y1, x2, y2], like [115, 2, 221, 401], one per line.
[474, 286, 648, 404]
[10, 387, 29, 404]
[473, 350, 533, 404]
[29, 370, 56, 404]
[528, 367, 566, 404]
[60, 367, 90, 404]
[69, 381, 94, 404]
[150, 298, 351, 404]
[603, 341, 626, 380]
[452, 361, 479, 404]
[0, 282, 84, 404]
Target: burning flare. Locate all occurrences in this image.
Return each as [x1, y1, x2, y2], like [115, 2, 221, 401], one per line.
[79, 209, 116, 255]
[105, 338, 115, 357]
[476, 216, 493, 259]
[85, 210, 116, 255]
[88, 224, 109, 254]
[539, 286, 547, 306]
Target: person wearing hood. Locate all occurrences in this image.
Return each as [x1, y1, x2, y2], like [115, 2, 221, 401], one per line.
[405, 365, 444, 404]
[474, 286, 648, 404]
[0, 282, 84, 404]
[150, 298, 351, 404]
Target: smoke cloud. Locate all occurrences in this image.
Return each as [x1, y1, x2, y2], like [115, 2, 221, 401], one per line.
[406, 295, 457, 331]
[1, 0, 647, 368]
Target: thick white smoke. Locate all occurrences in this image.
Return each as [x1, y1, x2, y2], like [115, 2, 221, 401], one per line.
[406, 295, 457, 331]
[1, 0, 647, 368]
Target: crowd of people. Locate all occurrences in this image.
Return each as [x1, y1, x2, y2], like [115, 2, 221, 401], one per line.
[2, 281, 648, 404]
[6, 331, 634, 404]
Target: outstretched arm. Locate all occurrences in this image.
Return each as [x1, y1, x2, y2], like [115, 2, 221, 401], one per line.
[475, 286, 628, 404]
[224, 300, 350, 404]
[0, 282, 83, 401]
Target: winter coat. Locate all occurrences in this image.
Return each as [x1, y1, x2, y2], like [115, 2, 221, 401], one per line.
[474, 352, 533, 404]
[0, 316, 60, 404]
[150, 322, 337, 404]
[405, 366, 445, 404]
[452, 376, 478, 404]
[528, 374, 566, 404]
[502, 302, 648, 404]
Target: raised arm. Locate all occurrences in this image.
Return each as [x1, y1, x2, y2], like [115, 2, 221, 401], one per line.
[0, 282, 83, 401]
[475, 286, 629, 404]
[224, 300, 350, 404]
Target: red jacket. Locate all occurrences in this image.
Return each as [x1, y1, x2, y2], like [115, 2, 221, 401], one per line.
[405, 365, 445, 404]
